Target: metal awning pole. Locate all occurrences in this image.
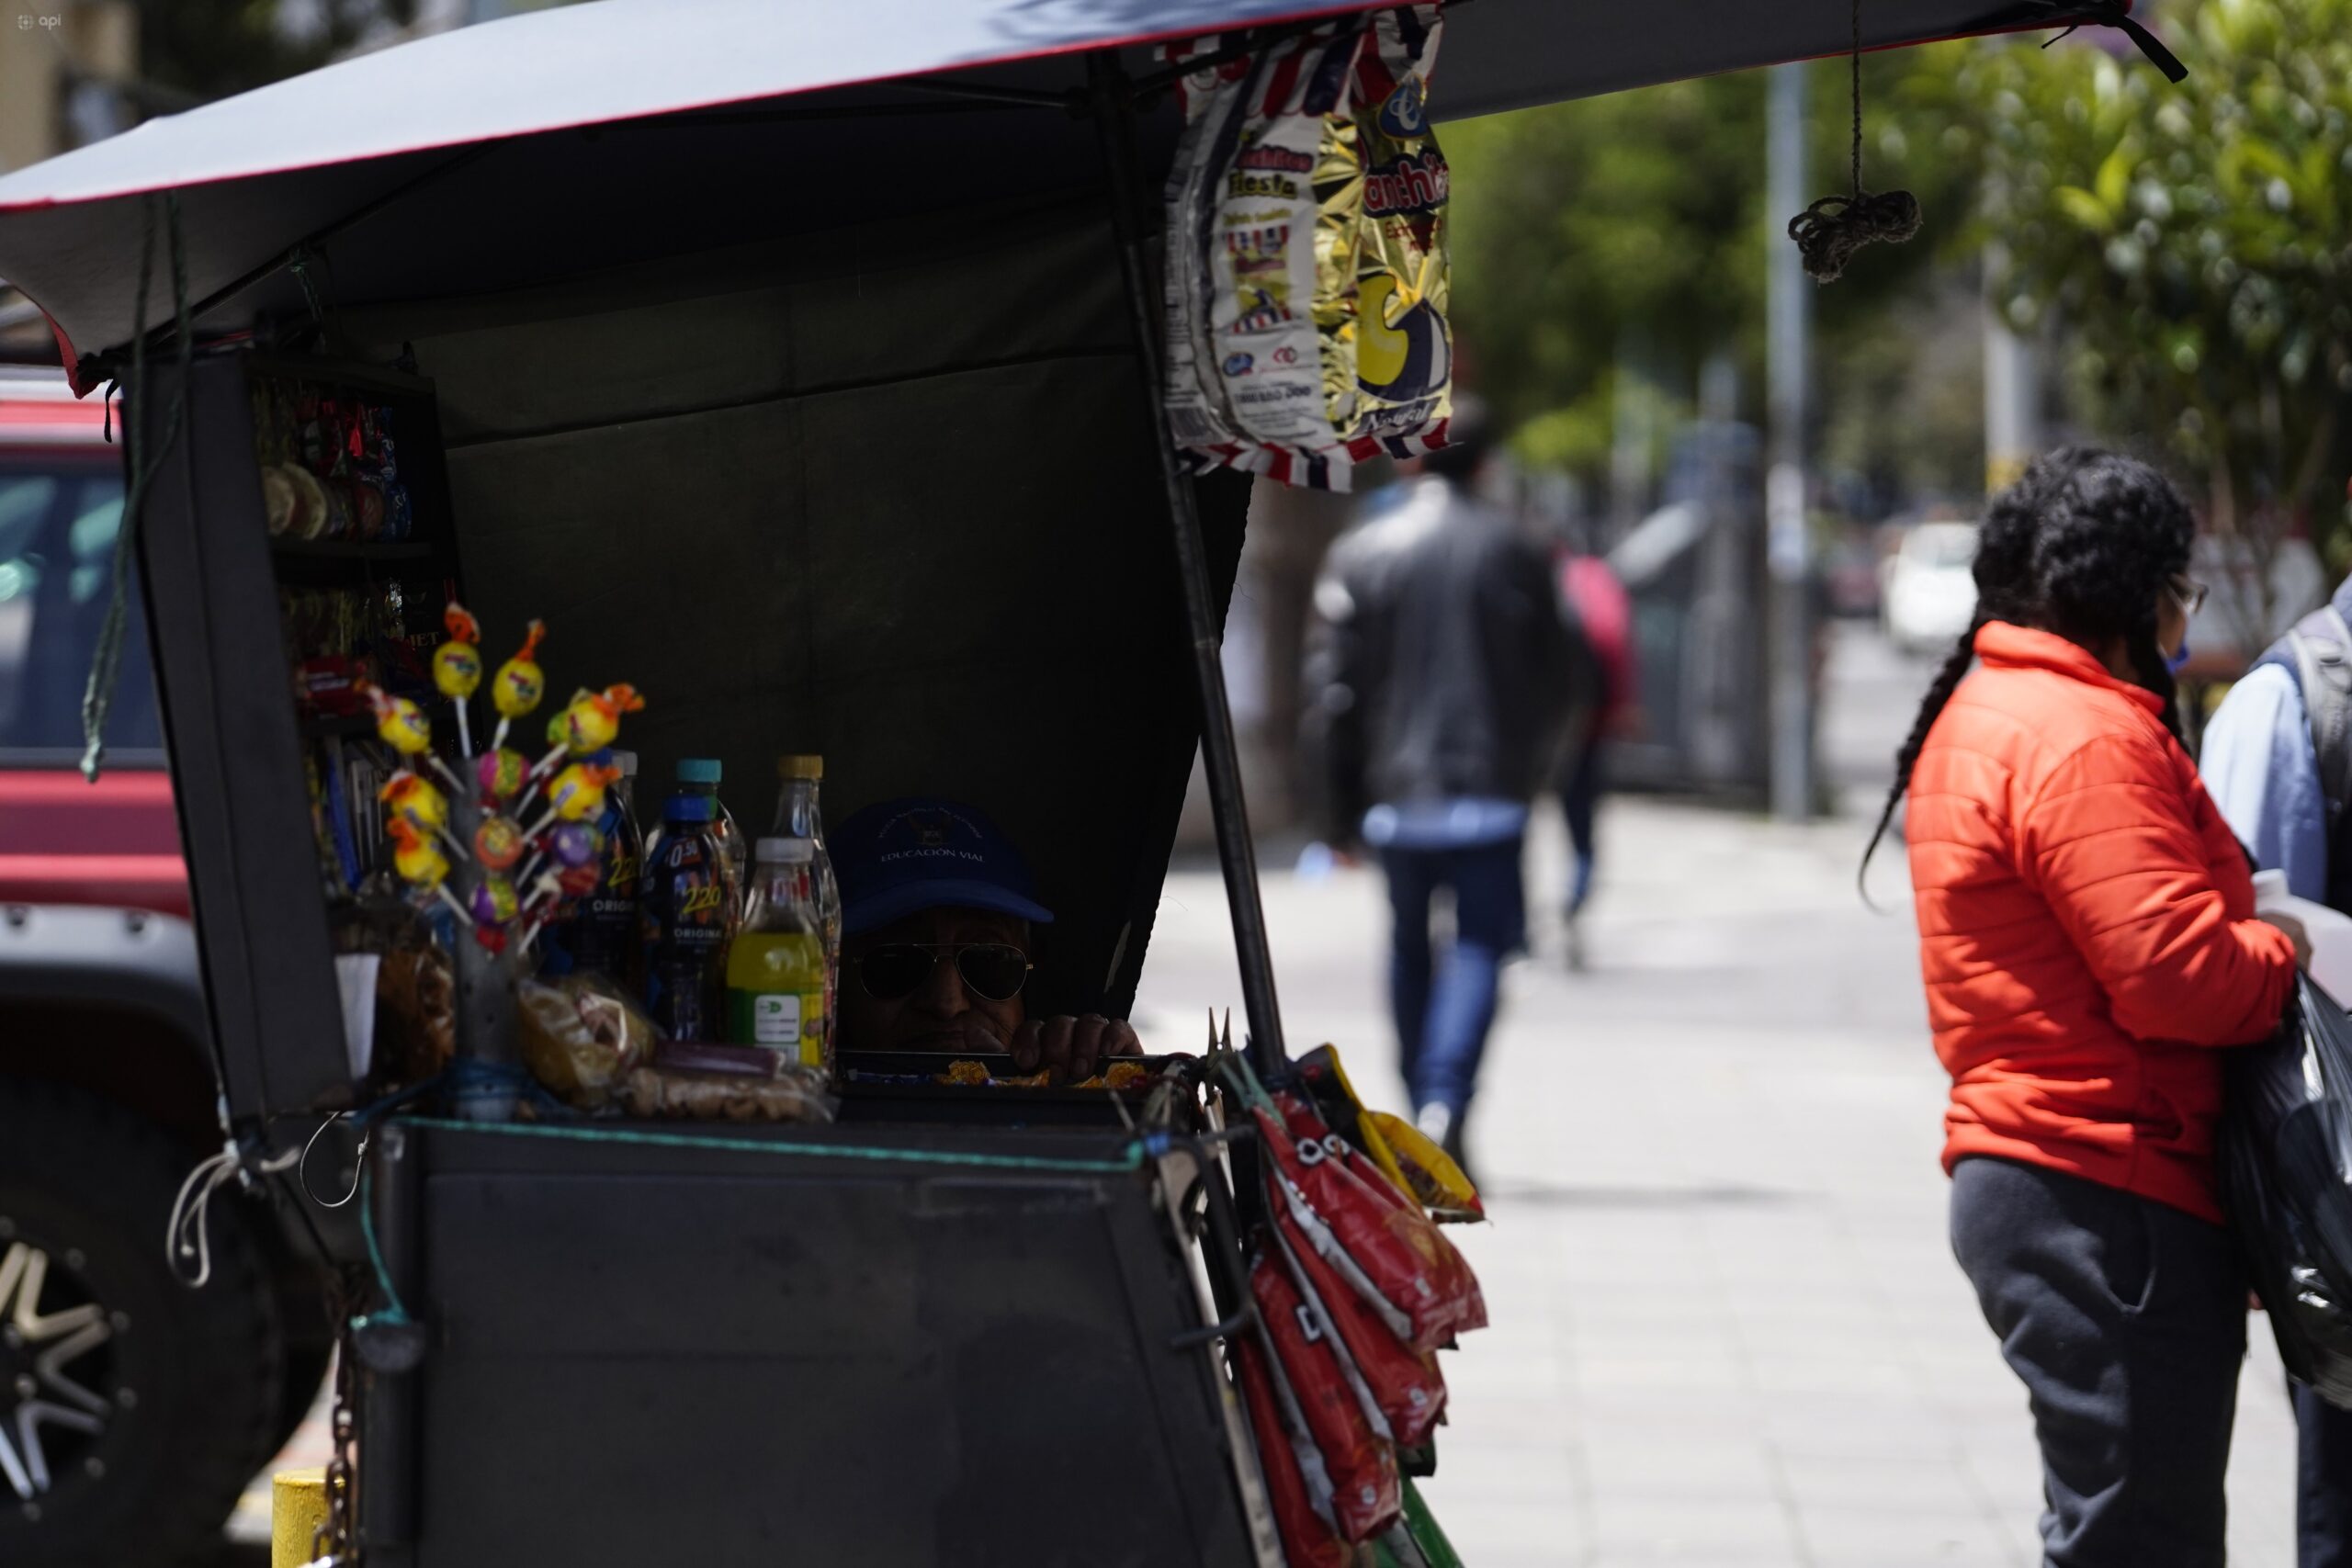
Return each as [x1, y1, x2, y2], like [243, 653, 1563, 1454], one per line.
[1088, 51, 1287, 1076]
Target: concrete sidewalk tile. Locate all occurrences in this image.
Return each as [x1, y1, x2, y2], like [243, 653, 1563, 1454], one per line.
[1581, 1438, 1782, 1501]
[1590, 1496, 1805, 1559]
[1794, 1504, 2018, 1563]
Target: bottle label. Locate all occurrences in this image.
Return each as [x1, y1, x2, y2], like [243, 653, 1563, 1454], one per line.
[751, 992, 801, 1046]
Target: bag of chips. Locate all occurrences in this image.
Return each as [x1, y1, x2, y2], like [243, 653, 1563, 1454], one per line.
[1258, 1095, 1487, 1351]
[1252, 1249, 1402, 1542]
[1270, 1201, 1448, 1446]
[1232, 1333, 1353, 1568]
[1162, 6, 1452, 491]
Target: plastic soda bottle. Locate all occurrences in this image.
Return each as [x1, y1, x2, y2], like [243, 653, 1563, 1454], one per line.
[648, 758, 746, 918]
[641, 791, 731, 1041]
[771, 755, 842, 1054]
[727, 838, 830, 1073]
[553, 748, 645, 987]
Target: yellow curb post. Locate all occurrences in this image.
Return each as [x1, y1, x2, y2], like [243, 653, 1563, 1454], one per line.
[271, 1466, 330, 1567]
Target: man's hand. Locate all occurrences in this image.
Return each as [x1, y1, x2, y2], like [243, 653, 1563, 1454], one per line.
[1010, 1014, 1143, 1082]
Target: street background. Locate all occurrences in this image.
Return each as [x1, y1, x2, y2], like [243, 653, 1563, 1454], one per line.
[1133, 623, 2306, 1568]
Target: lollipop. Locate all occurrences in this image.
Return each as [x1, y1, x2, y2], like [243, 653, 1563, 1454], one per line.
[520, 761, 619, 843]
[362, 685, 464, 794]
[530, 684, 645, 780]
[388, 820, 475, 927]
[433, 603, 484, 758]
[477, 747, 528, 805]
[473, 815, 525, 873]
[470, 874, 520, 927]
[550, 821, 603, 868]
[488, 619, 548, 752]
[379, 770, 447, 839]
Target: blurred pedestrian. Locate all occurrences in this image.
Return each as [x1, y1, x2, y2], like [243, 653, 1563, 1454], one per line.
[2194, 559, 2352, 1568]
[1302, 397, 1577, 1171]
[1864, 447, 2306, 1568]
[1554, 534, 1633, 968]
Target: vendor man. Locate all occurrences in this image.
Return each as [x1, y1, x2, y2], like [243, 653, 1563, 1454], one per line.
[831, 797, 1141, 1079]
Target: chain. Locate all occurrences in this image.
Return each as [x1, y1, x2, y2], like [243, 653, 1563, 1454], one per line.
[312, 1270, 364, 1566]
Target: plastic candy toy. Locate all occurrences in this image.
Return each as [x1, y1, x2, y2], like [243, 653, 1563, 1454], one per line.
[488, 619, 548, 751]
[433, 603, 484, 754]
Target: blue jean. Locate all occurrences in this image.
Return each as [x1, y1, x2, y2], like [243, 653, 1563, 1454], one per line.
[2295, 1378, 2352, 1568]
[1380, 836, 1525, 1118]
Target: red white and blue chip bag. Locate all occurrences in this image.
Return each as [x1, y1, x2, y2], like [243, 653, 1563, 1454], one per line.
[1161, 6, 1453, 491]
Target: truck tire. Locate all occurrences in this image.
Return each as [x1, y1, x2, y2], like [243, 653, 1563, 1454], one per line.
[0, 1078, 283, 1567]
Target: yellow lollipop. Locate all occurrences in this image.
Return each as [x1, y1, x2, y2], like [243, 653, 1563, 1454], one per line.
[433, 604, 482, 699]
[362, 685, 433, 756]
[388, 820, 450, 888]
[378, 770, 448, 840]
[493, 620, 548, 719]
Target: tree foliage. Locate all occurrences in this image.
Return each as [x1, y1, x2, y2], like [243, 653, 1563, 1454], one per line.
[1951, 0, 2352, 573]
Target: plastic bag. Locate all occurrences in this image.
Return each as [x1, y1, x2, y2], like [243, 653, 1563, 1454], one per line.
[1232, 1333, 1352, 1568]
[1160, 6, 1451, 491]
[1251, 1248, 1402, 1541]
[2221, 975, 2352, 1409]
[1258, 1096, 1487, 1350]
[518, 972, 655, 1109]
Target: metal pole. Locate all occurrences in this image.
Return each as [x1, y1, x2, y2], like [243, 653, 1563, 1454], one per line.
[1982, 243, 2038, 496]
[1088, 52, 1287, 1074]
[1766, 62, 1815, 822]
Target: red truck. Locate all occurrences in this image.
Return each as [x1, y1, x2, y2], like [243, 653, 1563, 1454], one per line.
[0, 365, 328, 1564]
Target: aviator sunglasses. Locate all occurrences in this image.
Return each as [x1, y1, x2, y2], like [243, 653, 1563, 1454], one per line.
[852, 942, 1033, 1003]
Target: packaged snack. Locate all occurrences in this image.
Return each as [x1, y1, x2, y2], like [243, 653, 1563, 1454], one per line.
[1270, 1193, 1447, 1446]
[1250, 1248, 1401, 1542]
[1232, 1334, 1351, 1568]
[620, 1063, 836, 1123]
[517, 972, 657, 1110]
[1258, 1093, 1487, 1352]
[1161, 6, 1452, 491]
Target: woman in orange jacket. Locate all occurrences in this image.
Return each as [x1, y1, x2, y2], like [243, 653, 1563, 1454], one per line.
[1863, 448, 2307, 1567]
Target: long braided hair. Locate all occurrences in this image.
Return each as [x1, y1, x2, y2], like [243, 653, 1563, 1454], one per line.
[1860, 446, 2195, 888]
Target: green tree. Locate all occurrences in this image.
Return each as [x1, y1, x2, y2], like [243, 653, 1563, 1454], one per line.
[1952, 0, 2352, 621]
[1442, 54, 1981, 502]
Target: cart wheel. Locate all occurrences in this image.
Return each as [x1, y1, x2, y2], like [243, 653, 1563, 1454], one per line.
[0, 1078, 284, 1568]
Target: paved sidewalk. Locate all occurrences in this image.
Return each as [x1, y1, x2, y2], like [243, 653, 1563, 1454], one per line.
[1133, 795, 2304, 1568]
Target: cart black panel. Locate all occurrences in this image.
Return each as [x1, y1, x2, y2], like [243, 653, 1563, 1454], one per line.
[362, 1119, 1250, 1567]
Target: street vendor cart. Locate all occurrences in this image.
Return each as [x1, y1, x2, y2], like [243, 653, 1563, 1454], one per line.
[0, 1, 2185, 1562]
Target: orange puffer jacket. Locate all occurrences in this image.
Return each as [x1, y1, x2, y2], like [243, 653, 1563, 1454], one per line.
[1906, 621, 2296, 1224]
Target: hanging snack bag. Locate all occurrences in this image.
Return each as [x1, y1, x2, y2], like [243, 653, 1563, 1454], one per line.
[1271, 1196, 1448, 1447]
[1258, 1095, 1487, 1351]
[1251, 1248, 1402, 1543]
[1232, 1335, 1352, 1568]
[1162, 6, 1452, 491]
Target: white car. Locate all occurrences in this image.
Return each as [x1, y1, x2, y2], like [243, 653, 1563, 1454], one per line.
[1883, 522, 1981, 656]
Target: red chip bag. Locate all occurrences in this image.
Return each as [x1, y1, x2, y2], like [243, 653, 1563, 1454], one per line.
[1272, 1206, 1448, 1446]
[1252, 1249, 1401, 1541]
[1258, 1096, 1487, 1349]
[1233, 1334, 1351, 1568]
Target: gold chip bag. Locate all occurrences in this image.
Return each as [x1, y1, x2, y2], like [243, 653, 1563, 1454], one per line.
[1161, 6, 1452, 491]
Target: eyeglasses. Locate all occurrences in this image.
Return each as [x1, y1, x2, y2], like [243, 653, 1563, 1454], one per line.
[2172, 576, 2211, 617]
[852, 942, 1032, 1003]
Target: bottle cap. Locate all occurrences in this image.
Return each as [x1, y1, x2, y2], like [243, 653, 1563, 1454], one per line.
[610, 748, 638, 779]
[677, 758, 723, 784]
[777, 754, 825, 781]
[665, 794, 715, 823]
[755, 836, 815, 863]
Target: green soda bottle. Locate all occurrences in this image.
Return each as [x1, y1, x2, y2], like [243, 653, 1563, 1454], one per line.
[725, 837, 830, 1073]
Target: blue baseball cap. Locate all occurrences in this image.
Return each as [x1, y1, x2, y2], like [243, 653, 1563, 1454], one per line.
[832, 797, 1054, 937]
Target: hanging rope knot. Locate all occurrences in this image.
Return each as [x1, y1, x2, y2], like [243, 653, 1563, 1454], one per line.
[1788, 186, 1922, 283]
[1785, 0, 1925, 285]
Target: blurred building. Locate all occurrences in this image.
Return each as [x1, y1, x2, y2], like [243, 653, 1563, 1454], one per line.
[1, 2, 135, 356]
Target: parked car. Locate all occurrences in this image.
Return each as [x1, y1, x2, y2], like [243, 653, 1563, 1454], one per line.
[1881, 520, 1980, 655]
[0, 365, 330, 1566]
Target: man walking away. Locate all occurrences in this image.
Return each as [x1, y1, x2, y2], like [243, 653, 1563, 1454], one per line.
[2197, 565, 2352, 1568]
[1302, 398, 1577, 1172]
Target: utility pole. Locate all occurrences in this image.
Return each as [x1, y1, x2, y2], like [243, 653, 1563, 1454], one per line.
[1766, 62, 1815, 822]
[1982, 243, 2039, 496]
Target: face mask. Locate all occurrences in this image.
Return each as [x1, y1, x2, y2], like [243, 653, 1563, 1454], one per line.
[2166, 639, 2192, 676]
